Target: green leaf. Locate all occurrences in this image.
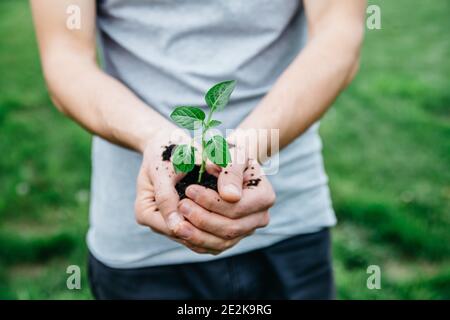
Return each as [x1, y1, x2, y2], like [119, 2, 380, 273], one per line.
[205, 80, 236, 112]
[172, 144, 196, 173]
[207, 120, 222, 128]
[205, 135, 231, 168]
[170, 106, 205, 130]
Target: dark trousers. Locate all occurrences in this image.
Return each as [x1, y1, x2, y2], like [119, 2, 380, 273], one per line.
[88, 228, 334, 300]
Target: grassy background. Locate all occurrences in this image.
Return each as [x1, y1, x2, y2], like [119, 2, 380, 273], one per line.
[0, 0, 449, 299]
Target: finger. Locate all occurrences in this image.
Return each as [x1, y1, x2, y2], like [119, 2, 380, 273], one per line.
[136, 165, 233, 253]
[179, 199, 269, 239]
[135, 164, 156, 208]
[135, 203, 217, 254]
[217, 163, 245, 202]
[136, 206, 171, 235]
[151, 167, 185, 232]
[134, 173, 215, 252]
[243, 160, 262, 183]
[172, 220, 242, 252]
[134, 204, 218, 255]
[205, 161, 221, 178]
[157, 158, 186, 184]
[135, 165, 161, 223]
[186, 182, 274, 218]
[239, 178, 276, 215]
[181, 241, 221, 255]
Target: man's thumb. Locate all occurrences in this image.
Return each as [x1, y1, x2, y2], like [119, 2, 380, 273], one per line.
[217, 165, 244, 203]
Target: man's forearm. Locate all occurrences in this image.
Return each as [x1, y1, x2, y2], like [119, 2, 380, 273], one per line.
[233, 20, 364, 161]
[43, 54, 173, 153]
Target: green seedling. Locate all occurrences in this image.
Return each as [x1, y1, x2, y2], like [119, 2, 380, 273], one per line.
[169, 80, 236, 183]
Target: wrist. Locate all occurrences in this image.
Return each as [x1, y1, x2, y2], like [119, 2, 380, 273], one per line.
[142, 126, 192, 155]
[137, 128, 159, 154]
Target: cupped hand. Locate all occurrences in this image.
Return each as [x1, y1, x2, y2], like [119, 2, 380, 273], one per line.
[135, 129, 186, 233]
[135, 129, 261, 254]
[179, 159, 275, 246]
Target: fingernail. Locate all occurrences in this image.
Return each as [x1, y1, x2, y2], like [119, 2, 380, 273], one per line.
[179, 202, 191, 217]
[186, 186, 198, 199]
[224, 184, 241, 197]
[177, 225, 193, 240]
[167, 212, 183, 230]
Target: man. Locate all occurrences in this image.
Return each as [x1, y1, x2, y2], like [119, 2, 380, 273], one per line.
[31, 0, 365, 299]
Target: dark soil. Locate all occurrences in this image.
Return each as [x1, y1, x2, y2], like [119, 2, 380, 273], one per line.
[161, 144, 216, 199]
[246, 178, 261, 187]
[161, 143, 259, 199]
[162, 144, 176, 161]
[175, 165, 218, 199]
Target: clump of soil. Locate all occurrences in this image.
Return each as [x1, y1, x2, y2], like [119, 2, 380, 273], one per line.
[175, 165, 218, 199]
[161, 144, 261, 199]
[246, 178, 261, 187]
[162, 144, 176, 161]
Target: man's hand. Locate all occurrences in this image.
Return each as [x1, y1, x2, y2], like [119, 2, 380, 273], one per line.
[135, 129, 266, 254]
[135, 129, 187, 234]
[179, 159, 275, 243]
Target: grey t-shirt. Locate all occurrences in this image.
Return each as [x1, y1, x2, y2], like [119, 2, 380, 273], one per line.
[88, 0, 336, 268]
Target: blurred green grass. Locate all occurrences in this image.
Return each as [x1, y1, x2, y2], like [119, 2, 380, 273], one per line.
[0, 0, 449, 299]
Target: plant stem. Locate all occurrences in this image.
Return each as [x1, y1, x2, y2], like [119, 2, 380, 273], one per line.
[197, 110, 214, 183]
[198, 127, 208, 183]
[198, 150, 205, 183]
